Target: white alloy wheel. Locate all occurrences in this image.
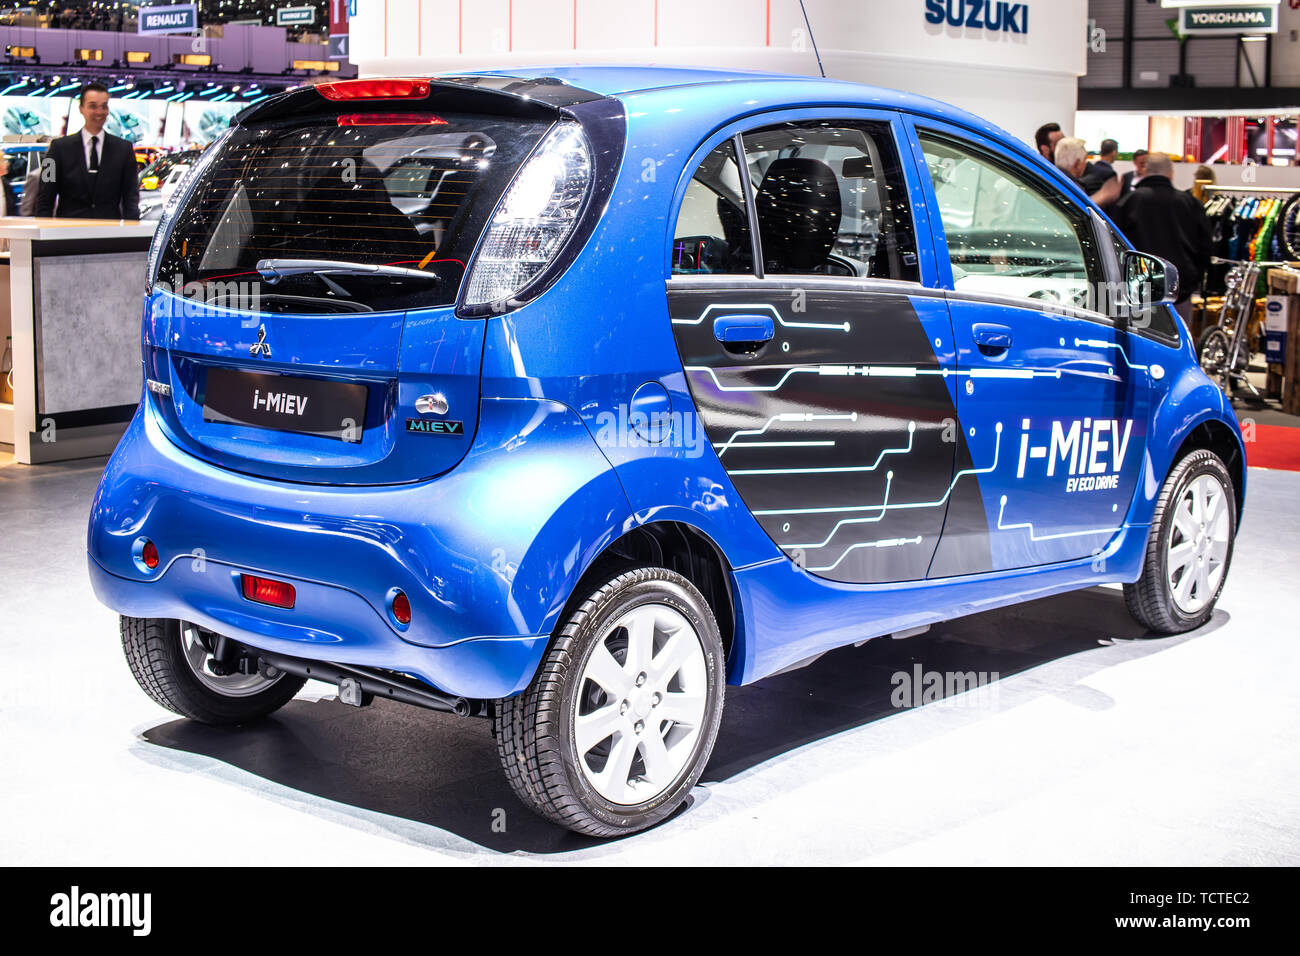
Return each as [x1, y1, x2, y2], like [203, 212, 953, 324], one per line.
[573, 602, 709, 805]
[1165, 473, 1232, 616]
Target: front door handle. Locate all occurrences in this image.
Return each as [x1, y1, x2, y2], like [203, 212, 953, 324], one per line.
[713, 314, 776, 345]
[972, 323, 1013, 354]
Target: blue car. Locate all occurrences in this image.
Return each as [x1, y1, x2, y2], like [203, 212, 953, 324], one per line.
[88, 67, 1245, 837]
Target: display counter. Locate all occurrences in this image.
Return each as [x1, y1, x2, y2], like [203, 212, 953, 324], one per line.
[0, 217, 157, 463]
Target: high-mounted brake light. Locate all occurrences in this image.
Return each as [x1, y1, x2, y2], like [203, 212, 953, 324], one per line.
[241, 574, 297, 609]
[336, 113, 448, 127]
[317, 78, 431, 101]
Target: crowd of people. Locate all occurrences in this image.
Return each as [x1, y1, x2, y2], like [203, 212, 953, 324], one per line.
[1034, 122, 1212, 324]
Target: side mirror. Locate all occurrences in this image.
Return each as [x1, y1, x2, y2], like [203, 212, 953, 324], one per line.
[1122, 250, 1179, 317]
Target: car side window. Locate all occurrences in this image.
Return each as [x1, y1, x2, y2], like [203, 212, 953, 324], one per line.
[672, 139, 754, 275]
[740, 121, 919, 281]
[918, 132, 1104, 311]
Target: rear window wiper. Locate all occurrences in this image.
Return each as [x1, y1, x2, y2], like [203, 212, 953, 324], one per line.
[255, 259, 443, 283]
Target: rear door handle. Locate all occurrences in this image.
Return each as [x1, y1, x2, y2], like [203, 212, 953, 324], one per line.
[972, 323, 1013, 353]
[713, 314, 776, 345]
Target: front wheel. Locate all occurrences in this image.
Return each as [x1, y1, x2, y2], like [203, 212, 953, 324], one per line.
[1196, 324, 1232, 391]
[1125, 450, 1236, 634]
[494, 568, 726, 837]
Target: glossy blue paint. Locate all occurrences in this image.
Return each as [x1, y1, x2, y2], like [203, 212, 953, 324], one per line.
[90, 67, 1244, 702]
[89, 395, 633, 698]
[146, 290, 485, 485]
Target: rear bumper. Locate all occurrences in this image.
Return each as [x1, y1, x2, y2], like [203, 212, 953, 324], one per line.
[88, 553, 545, 699]
[87, 397, 633, 700]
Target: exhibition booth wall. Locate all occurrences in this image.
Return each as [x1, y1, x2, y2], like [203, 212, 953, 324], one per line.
[345, 0, 1089, 145]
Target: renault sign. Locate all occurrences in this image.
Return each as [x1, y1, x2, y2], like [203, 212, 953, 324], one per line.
[138, 2, 198, 35]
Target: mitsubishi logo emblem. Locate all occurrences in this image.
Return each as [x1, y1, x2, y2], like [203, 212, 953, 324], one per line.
[249, 324, 272, 358]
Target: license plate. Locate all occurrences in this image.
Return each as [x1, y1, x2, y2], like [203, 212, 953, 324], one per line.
[203, 368, 367, 443]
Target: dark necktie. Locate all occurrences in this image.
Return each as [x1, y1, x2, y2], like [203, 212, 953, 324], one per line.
[89, 135, 99, 173]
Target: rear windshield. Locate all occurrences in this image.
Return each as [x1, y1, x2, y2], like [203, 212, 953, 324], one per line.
[157, 113, 551, 313]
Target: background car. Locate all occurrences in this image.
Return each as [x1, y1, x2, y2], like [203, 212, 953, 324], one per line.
[88, 69, 1245, 839]
[137, 148, 202, 219]
[134, 145, 164, 172]
[2, 141, 46, 200]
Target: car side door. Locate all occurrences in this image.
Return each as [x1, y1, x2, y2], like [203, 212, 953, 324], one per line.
[905, 120, 1150, 575]
[666, 112, 983, 584]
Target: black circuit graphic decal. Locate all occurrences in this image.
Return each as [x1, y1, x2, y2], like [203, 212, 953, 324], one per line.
[668, 287, 992, 584]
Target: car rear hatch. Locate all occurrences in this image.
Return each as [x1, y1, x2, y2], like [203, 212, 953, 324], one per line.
[143, 77, 583, 484]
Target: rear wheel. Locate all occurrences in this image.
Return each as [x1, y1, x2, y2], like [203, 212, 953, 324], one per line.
[1125, 450, 1236, 634]
[120, 616, 305, 724]
[494, 568, 725, 838]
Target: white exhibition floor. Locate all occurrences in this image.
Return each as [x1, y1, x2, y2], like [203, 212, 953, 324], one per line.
[2, 456, 1297, 866]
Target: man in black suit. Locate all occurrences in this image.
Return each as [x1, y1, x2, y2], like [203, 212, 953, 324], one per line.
[1120, 149, 1148, 197]
[36, 82, 139, 219]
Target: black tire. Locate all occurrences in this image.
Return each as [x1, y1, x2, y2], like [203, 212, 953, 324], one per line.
[494, 568, 725, 838]
[1197, 324, 1231, 378]
[120, 616, 305, 725]
[1124, 450, 1237, 635]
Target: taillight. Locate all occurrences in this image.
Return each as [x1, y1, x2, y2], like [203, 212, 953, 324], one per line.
[336, 113, 447, 127]
[241, 574, 296, 609]
[461, 122, 592, 309]
[317, 78, 430, 101]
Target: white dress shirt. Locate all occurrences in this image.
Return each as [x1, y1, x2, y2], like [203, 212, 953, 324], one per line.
[80, 127, 104, 172]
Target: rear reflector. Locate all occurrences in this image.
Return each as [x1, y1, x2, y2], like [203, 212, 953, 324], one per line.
[317, 78, 431, 101]
[141, 540, 159, 570]
[336, 113, 448, 127]
[241, 574, 296, 609]
[391, 590, 411, 625]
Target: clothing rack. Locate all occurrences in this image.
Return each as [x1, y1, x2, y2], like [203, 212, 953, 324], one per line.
[1202, 188, 1295, 274]
[1203, 186, 1300, 196]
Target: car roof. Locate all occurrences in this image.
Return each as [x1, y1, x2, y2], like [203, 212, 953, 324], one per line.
[444, 65, 1082, 201]
[451, 65, 1012, 140]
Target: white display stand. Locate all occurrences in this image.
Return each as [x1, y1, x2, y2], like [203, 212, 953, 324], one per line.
[0, 217, 158, 464]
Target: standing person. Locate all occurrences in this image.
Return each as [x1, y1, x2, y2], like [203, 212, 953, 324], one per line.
[1092, 139, 1119, 181]
[1120, 149, 1149, 197]
[0, 153, 17, 250]
[19, 136, 52, 216]
[1055, 137, 1121, 207]
[35, 82, 139, 219]
[1112, 153, 1212, 327]
[1190, 164, 1216, 201]
[1034, 122, 1063, 162]
[0, 153, 18, 216]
